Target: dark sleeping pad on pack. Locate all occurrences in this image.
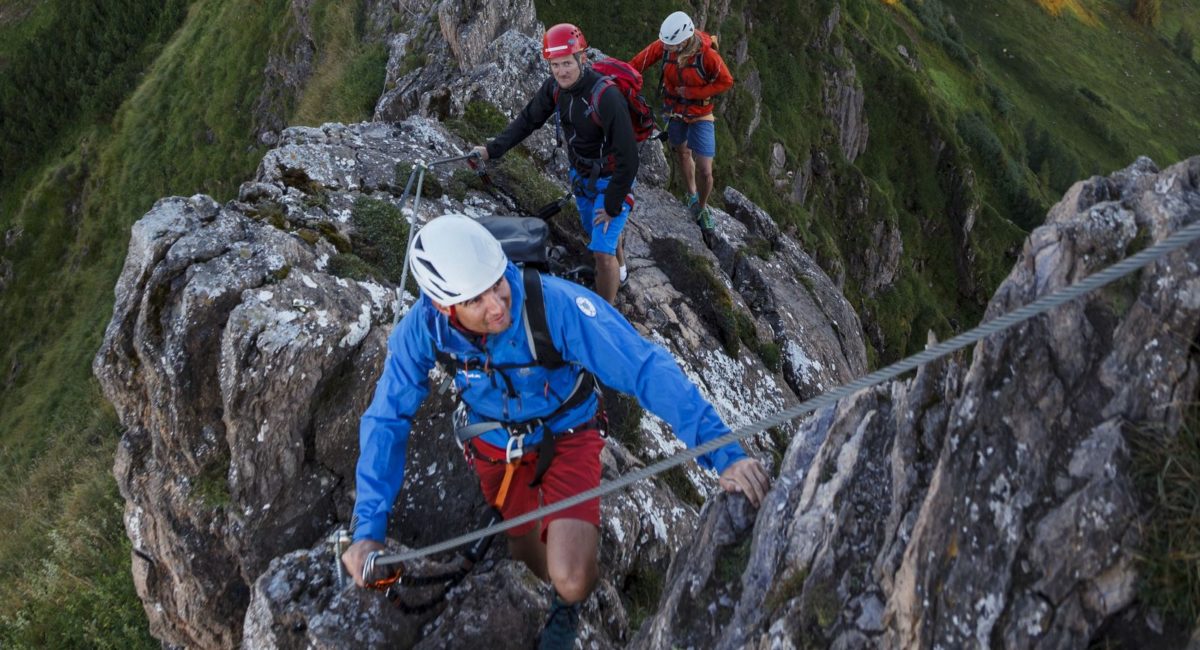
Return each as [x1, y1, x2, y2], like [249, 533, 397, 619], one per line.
[475, 214, 594, 288]
[476, 215, 549, 267]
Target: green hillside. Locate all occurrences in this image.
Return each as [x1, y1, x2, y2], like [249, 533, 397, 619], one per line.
[540, 0, 1200, 361]
[0, 0, 1196, 643]
[0, 0, 387, 645]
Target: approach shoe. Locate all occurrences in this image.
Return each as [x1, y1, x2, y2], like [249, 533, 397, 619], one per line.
[684, 192, 699, 215]
[538, 595, 581, 650]
[695, 205, 716, 232]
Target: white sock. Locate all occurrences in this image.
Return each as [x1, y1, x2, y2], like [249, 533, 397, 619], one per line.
[619, 265, 628, 283]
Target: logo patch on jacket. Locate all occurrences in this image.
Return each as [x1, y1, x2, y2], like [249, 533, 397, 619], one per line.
[575, 296, 597, 317]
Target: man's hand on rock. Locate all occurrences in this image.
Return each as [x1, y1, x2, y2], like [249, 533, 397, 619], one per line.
[718, 458, 771, 507]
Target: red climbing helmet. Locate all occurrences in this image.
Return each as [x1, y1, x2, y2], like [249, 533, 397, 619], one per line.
[542, 23, 588, 60]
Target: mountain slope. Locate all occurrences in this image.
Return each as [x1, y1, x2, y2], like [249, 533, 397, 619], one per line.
[0, 0, 1197, 644]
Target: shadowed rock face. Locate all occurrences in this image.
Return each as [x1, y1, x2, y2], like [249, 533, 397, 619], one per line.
[633, 156, 1200, 650]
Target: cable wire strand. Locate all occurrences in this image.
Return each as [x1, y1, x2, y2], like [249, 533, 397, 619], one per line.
[373, 217, 1200, 567]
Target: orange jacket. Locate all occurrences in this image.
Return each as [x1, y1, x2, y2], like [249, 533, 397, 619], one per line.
[629, 31, 733, 120]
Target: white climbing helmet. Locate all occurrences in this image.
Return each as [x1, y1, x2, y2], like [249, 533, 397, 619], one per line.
[659, 11, 695, 46]
[409, 214, 507, 305]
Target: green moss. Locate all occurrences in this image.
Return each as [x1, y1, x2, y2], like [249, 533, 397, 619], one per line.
[622, 566, 666, 631]
[605, 392, 645, 452]
[249, 202, 288, 230]
[315, 221, 352, 253]
[714, 535, 752, 584]
[302, 189, 330, 210]
[349, 196, 409, 283]
[804, 571, 842, 629]
[491, 155, 570, 216]
[659, 467, 705, 509]
[194, 450, 232, 509]
[446, 100, 517, 144]
[744, 236, 775, 260]
[266, 264, 292, 283]
[296, 229, 321, 245]
[327, 252, 383, 283]
[446, 168, 487, 202]
[394, 163, 445, 199]
[649, 238, 741, 356]
[764, 568, 809, 614]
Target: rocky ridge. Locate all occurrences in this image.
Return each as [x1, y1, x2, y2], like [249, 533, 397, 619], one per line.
[93, 1, 863, 646]
[91, 0, 1200, 648]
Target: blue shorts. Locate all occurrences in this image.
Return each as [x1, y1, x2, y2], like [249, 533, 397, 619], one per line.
[569, 169, 635, 255]
[667, 119, 716, 158]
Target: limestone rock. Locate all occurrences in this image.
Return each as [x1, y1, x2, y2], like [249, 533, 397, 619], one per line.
[635, 156, 1200, 650]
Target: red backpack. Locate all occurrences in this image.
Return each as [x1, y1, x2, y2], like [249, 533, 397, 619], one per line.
[589, 58, 658, 142]
[555, 58, 658, 143]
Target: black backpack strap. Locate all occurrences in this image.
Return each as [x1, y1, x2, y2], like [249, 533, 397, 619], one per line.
[521, 267, 565, 368]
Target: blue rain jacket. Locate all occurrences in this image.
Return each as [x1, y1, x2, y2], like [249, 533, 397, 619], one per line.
[352, 263, 747, 542]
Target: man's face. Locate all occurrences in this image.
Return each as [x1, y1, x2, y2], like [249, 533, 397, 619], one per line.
[549, 54, 583, 88]
[437, 276, 512, 335]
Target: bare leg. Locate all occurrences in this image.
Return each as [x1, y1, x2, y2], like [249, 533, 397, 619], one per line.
[695, 155, 715, 209]
[545, 519, 599, 603]
[675, 142, 696, 196]
[593, 251, 619, 304]
[507, 524, 548, 581]
[616, 236, 625, 269]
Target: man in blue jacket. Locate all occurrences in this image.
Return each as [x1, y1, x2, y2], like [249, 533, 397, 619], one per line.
[342, 214, 769, 649]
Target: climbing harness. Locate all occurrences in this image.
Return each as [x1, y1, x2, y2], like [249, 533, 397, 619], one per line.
[437, 266, 604, 507]
[367, 218, 1200, 568]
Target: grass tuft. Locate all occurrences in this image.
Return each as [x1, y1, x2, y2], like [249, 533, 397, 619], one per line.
[1129, 401, 1200, 626]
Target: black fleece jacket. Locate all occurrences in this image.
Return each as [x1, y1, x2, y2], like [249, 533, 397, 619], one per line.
[485, 67, 639, 217]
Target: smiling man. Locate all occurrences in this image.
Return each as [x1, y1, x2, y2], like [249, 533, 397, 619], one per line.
[342, 215, 770, 649]
[471, 23, 638, 306]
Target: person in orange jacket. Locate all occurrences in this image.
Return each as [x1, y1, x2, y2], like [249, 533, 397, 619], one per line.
[629, 11, 733, 240]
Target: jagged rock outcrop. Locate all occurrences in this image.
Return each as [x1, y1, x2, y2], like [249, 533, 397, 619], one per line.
[94, 2, 1200, 649]
[93, 3, 868, 641]
[817, 7, 869, 164]
[94, 103, 860, 645]
[373, 0, 669, 188]
[633, 156, 1200, 649]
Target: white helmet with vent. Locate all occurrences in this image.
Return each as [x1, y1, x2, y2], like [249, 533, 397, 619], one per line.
[408, 214, 507, 305]
[659, 11, 695, 46]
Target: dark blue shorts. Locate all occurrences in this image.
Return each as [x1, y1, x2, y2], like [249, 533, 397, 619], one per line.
[667, 119, 716, 158]
[569, 169, 635, 255]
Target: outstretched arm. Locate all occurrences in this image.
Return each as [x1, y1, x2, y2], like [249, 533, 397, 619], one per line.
[483, 77, 558, 160]
[546, 279, 748, 474]
[350, 310, 436, 543]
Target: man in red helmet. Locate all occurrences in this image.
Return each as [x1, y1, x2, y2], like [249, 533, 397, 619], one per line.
[471, 23, 638, 306]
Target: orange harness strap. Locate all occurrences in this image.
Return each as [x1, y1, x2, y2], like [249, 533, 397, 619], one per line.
[494, 461, 518, 509]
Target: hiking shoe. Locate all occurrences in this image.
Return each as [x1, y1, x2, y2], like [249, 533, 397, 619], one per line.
[538, 595, 581, 650]
[684, 192, 699, 213]
[695, 206, 716, 231]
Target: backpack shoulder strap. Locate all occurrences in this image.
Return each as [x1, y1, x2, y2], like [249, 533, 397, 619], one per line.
[521, 267, 565, 368]
[586, 77, 615, 129]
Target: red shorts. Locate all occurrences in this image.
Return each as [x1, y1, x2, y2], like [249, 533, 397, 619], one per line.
[471, 428, 605, 541]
